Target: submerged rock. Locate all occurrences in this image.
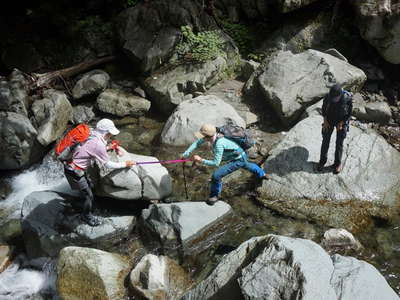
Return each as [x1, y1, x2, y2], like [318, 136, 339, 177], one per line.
[21, 191, 135, 258]
[182, 235, 398, 300]
[57, 246, 129, 300]
[257, 115, 400, 231]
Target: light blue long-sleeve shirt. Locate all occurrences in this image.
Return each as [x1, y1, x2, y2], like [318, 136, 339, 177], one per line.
[182, 137, 244, 166]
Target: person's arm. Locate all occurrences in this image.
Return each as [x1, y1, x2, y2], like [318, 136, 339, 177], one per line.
[321, 95, 330, 129]
[182, 138, 205, 158]
[89, 142, 135, 169]
[202, 140, 224, 166]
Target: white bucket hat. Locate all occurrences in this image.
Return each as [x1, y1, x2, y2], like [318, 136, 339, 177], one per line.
[96, 118, 120, 135]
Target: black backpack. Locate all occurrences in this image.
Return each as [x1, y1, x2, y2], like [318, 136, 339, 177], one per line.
[216, 124, 255, 150]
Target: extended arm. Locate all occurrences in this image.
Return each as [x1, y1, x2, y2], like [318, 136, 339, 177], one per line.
[182, 138, 205, 158]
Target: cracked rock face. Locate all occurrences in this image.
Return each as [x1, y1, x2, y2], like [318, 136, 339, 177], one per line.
[93, 151, 172, 201]
[352, 0, 400, 64]
[257, 115, 400, 231]
[182, 235, 399, 300]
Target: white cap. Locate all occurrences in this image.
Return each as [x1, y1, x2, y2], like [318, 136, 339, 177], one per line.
[96, 118, 120, 135]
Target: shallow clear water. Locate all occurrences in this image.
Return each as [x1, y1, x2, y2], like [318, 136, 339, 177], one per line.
[0, 123, 399, 298]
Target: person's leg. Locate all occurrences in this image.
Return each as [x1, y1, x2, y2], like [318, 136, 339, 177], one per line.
[80, 185, 93, 216]
[319, 126, 333, 166]
[241, 156, 266, 178]
[209, 160, 243, 198]
[334, 128, 347, 171]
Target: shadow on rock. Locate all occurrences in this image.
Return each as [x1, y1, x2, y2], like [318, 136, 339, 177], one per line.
[264, 146, 325, 176]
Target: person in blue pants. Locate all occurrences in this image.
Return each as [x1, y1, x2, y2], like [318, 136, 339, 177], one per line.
[182, 124, 268, 205]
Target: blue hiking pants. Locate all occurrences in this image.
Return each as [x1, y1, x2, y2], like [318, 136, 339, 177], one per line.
[209, 155, 266, 198]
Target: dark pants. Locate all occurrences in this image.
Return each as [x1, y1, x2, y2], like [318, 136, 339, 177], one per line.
[64, 167, 94, 216]
[209, 155, 265, 198]
[319, 126, 347, 167]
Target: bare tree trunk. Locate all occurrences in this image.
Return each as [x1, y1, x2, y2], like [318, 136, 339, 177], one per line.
[27, 56, 115, 90]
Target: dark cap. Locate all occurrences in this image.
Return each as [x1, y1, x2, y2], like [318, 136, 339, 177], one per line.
[329, 84, 342, 103]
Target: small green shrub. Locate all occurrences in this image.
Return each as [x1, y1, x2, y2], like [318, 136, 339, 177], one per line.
[221, 20, 254, 57]
[175, 25, 224, 63]
[125, 0, 139, 8]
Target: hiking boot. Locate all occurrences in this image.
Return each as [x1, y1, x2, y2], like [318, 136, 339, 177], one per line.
[260, 174, 271, 180]
[206, 196, 218, 206]
[333, 164, 342, 174]
[81, 214, 100, 227]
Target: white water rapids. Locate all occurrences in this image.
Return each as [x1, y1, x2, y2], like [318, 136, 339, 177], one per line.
[0, 154, 75, 300]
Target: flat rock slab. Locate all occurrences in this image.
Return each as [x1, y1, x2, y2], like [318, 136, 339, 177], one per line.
[140, 201, 233, 253]
[258, 115, 400, 231]
[21, 191, 135, 258]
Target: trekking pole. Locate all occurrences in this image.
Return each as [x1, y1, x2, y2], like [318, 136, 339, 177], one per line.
[182, 162, 189, 200]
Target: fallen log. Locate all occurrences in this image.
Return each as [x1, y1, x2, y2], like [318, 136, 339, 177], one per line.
[25, 55, 115, 91]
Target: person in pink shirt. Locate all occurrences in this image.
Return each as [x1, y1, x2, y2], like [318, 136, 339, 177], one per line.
[64, 118, 136, 226]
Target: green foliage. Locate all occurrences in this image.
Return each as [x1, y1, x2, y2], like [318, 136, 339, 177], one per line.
[221, 20, 254, 57]
[175, 25, 225, 63]
[124, 0, 139, 8]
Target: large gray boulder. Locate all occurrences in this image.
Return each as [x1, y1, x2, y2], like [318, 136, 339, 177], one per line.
[115, 0, 217, 73]
[96, 88, 151, 117]
[258, 115, 400, 231]
[0, 69, 30, 115]
[139, 201, 233, 254]
[182, 235, 399, 300]
[93, 151, 172, 201]
[72, 69, 110, 100]
[31, 89, 73, 147]
[352, 1, 400, 64]
[21, 191, 136, 258]
[0, 112, 42, 170]
[144, 56, 231, 115]
[129, 254, 192, 300]
[57, 246, 129, 300]
[161, 95, 246, 146]
[246, 50, 366, 126]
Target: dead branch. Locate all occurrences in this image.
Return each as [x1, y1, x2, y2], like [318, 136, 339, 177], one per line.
[27, 55, 115, 91]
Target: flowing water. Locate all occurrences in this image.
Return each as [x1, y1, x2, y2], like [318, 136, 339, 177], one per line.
[0, 124, 399, 298]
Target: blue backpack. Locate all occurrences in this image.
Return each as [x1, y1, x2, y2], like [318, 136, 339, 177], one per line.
[216, 124, 255, 150]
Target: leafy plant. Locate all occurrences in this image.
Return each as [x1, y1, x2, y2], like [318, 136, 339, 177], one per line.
[221, 19, 254, 57]
[123, 0, 139, 8]
[175, 25, 225, 63]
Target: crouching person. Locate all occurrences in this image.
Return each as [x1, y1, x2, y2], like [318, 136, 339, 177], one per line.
[182, 124, 268, 205]
[64, 118, 136, 226]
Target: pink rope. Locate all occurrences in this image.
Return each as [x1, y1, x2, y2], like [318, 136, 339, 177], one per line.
[136, 159, 191, 165]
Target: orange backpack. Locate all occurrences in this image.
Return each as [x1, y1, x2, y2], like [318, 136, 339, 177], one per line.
[55, 124, 91, 162]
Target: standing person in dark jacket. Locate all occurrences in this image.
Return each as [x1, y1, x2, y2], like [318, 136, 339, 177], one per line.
[317, 84, 353, 174]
